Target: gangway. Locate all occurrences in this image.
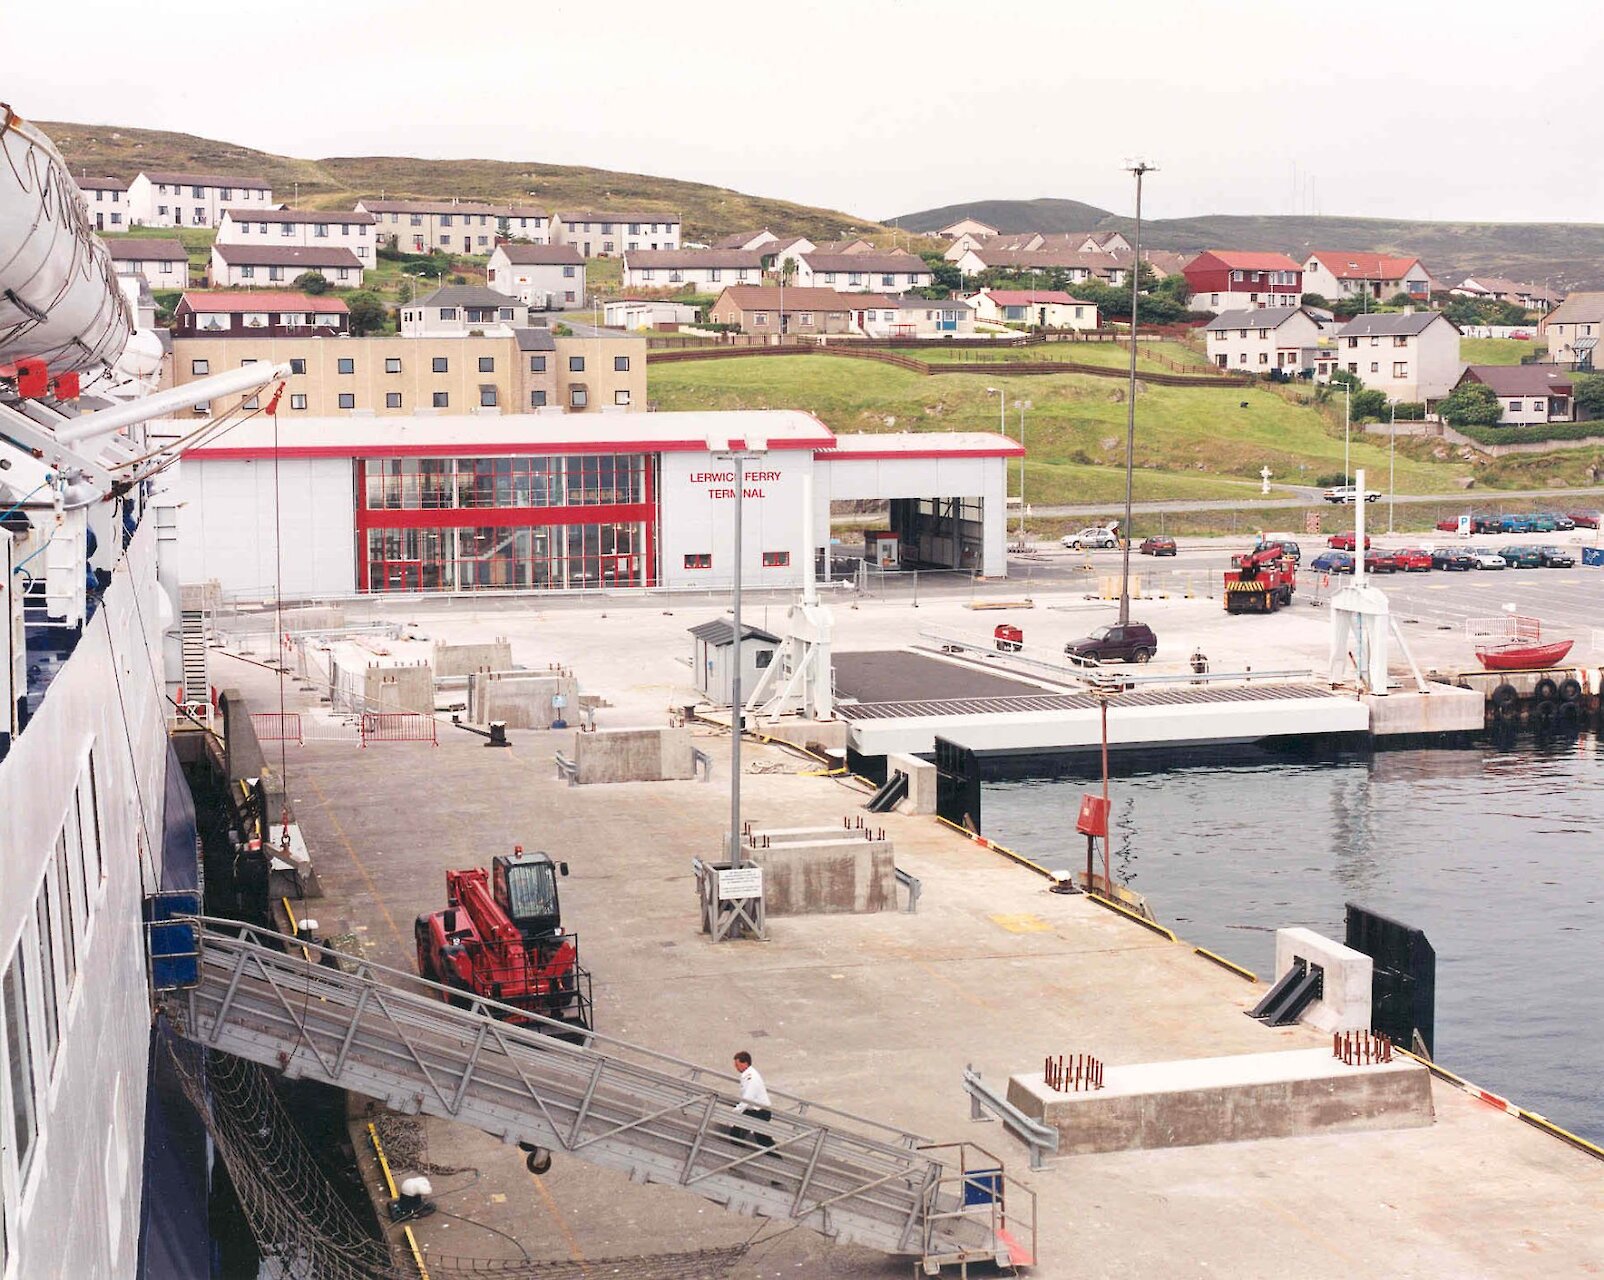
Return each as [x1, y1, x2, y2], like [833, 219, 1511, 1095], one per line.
[161, 919, 1030, 1272]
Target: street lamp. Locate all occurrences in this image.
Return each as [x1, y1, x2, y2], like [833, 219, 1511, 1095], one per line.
[1119, 158, 1156, 627]
[1014, 399, 1031, 545]
[1388, 401, 1397, 534]
[1342, 380, 1353, 489]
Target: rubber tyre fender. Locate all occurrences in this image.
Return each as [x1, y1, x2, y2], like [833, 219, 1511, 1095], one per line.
[1489, 683, 1519, 710]
[1555, 701, 1581, 727]
[1558, 678, 1582, 704]
[1534, 677, 1559, 703]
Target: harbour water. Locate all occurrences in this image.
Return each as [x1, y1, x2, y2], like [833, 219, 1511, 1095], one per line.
[982, 733, 1604, 1145]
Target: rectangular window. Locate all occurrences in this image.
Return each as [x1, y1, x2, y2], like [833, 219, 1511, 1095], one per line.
[569, 356, 585, 372]
[385, 392, 402, 409]
[570, 387, 588, 408]
[268, 266, 282, 281]
[478, 356, 494, 373]
[314, 224, 330, 238]
[1259, 352, 1269, 364]
[1393, 362, 1408, 378]
[1393, 336, 1409, 347]
[613, 355, 630, 372]
[432, 357, 448, 373]
[338, 393, 356, 409]
[762, 551, 790, 567]
[337, 357, 355, 374]
[614, 390, 631, 406]
[562, 265, 576, 278]
[530, 390, 547, 407]
[54, 833, 78, 989]
[480, 386, 498, 408]
[684, 553, 712, 569]
[1509, 401, 1523, 413]
[290, 358, 307, 375]
[85, 755, 104, 887]
[290, 393, 307, 410]
[385, 357, 401, 373]
[240, 266, 255, 279]
[432, 391, 449, 408]
[191, 358, 209, 375]
[1347, 362, 1358, 374]
[34, 890, 59, 1069]
[529, 355, 547, 372]
[5, 950, 37, 1175]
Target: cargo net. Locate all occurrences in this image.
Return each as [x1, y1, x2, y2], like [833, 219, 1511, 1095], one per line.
[162, 1031, 749, 1279]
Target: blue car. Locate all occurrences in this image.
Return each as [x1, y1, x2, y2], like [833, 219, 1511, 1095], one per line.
[1310, 550, 1355, 573]
[1500, 514, 1534, 533]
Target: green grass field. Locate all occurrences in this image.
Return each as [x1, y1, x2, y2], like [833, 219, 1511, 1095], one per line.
[919, 340, 1209, 374]
[1460, 336, 1543, 365]
[648, 354, 1479, 505]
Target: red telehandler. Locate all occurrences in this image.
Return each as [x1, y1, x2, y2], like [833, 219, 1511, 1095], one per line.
[1223, 543, 1297, 614]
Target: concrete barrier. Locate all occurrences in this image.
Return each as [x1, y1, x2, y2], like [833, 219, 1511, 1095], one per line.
[435, 638, 514, 678]
[573, 726, 696, 784]
[469, 671, 579, 729]
[1274, 927, 1371, 1033]
[737, 826, 897, 915]
[1006, 1047, 1433, 1154]
[887, 752, 936, 814]
[365, 661, 434, 716]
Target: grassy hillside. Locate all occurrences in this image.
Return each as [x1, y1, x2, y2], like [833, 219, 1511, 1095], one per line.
[39, 120, 890, 246]
[892, 197, 1604, 290]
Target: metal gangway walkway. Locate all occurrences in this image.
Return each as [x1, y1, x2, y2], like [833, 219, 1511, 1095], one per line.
[161, 919, 1031, 1273]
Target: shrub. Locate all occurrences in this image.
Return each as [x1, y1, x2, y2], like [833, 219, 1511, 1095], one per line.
[1393, 401, 1426, 421]
[1451, 421, 1604, 446]
[293, 271, 330, 295]
[1438, 382, 1502, 428]
[1350, 388, 1389, 421]
[1315, 472, 1348, 488]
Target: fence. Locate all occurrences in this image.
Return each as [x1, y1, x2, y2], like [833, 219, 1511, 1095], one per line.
[360, 712, 438, 746]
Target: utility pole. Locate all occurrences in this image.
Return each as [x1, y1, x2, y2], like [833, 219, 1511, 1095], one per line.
[1343, 381, 1352, 489]
[1388, 402, 1397, 534]
[1119, 158, 1155, 626]
[713, 438, 765, 872]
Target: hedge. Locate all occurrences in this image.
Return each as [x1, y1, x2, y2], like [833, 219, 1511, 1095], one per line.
[1452, 420, 1604, 446]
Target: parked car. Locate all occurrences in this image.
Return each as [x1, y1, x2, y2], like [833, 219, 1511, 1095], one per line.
[1526, 514, 1558, 533]
[1323, 484, 1382, 504]
[1138, 535, 1178, 556]
[1532, 512, 1574, 531]
[1364, 550, 1400, 573]
[1509, 330, 1532, 340]
[1471, 514, 1502, 534]
[1257, 535, 1301, 562]
[1064, 622, 1158, 664]
[1435, 518, 1461, 533]
[1309, 550, 1355, 573]
[1430, 548, 1476, 571]
[1536, 546, 1576, 568]
[1327, 531, 1372, 551]
[1567, 511, 1600, 529]
[1062, 526, 1118, 550]
[1499, 514, 1534, 534]
[1471, 550, 1508, 570]
[1499, 545, 1543, 568]
[1392, 548, 1433, 571]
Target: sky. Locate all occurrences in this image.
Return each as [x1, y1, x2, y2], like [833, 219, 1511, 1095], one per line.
[9, 0, 1603, 225]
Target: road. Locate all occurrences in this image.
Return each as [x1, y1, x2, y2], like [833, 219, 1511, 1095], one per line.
[1031, 486, 1604, 518]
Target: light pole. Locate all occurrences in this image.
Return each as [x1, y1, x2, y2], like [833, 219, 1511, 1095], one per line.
[1388, 401, 1397, 534]
[712, 436, 766, 868]
[1015, 399, 1031, 545]
[1119, 158, 1156, 626]
[1342, 380, 1352, 489]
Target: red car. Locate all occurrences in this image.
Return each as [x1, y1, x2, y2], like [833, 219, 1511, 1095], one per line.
[1328, 531, 1372, 551]
[1435, 518, 1460, 532]
[1364, 550, 1400, 573]
[1392, 548, 1432, 571]
[1569, 511, 1601, 529]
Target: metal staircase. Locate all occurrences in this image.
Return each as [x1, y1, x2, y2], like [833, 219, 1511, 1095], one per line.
[178, 606, 211, 726]
[161, 920, 1030, 1272]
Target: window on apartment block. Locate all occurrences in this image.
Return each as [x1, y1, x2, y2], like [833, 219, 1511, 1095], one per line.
[530, 355, 547, 372]
[478, 356, 494, 373]
[440, 214, 453, 226]
[440, 235, 451, 246]
[564, 291, 576, 303]
[385, 357, 401, 374]
[569, 356, 585, 372]
[191, 359, 209, 375]
[1238, 353, 1248, 364]
[1370, 362, 1379, 374]
[432, 357, 449, 373]
[614, 390, 630, 406]
[1259, 353, 1269, 364]
[613, 355, 630, 372]
[432, 391, 449, 408]
[1347, 362, 1358, 374]
[1393, 362, 1408, 378]
[290, 393, 307, 410]
[1393, 336, 1409, 347]
[338, 393, 356, 409]
[288, 357, 306, 375]
[1238, 329, 1248, 339]
[337, 358, 355, 374]
[570, 387, 588, 408]
[386, 392, 402, 409]
[410, 213, 423, 226]
[530, 390, 547, 408]
[1347, 337, 1358, 348]
[479, 386, 498, 408]
[562, 265, 575, 278]
[314, 224, 330, 238]
[280, 223, 293, 236]
[684, 553, 712, 569]
[762, 551, 790, 568]
[1258, 328, 1269, 339]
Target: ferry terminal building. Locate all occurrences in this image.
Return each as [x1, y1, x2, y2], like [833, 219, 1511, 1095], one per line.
[170, 410, 1024, 597]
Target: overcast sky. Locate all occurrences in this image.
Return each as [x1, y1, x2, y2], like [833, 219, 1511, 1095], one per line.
[10, 0, 1601, 225]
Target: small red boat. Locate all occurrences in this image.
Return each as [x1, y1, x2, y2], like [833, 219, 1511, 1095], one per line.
[1475, 639, 1574, 671]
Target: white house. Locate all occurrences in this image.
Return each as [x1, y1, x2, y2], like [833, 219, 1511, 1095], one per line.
[554, 212, 681, 256]
[712, 229, 780, 251]
[209, 243, 365, 288]
[795, 252, 932, 294]
[622, 249, 766, 293]
[127, 171, 272, 228]
[356, 200, 547, 254]
[78, 177, 129, 232]
[771, 237, 816, 274]
[1454, 276, 1564, 313]
[399, 286, 524, 337]
[486, 244, 586, 309]
[104, 238, 189, 290]
[1301, 251, 1430, 303]
[1203, 307, 1329, 373]
[1538, 292, 1604, 366]
[604, 299, 699, 329]
[938, 217, 998, 237]
[216, 208, 377, 260]
[847, 295, 974, 338]
[1333, 310, 1461, 402]
[1454, 365, 1575, 426]
[964, 289, 1097, 331]
[954, 247, 1133, 286]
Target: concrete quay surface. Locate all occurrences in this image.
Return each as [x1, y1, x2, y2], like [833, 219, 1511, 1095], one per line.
[214, 593, 1604, 1279]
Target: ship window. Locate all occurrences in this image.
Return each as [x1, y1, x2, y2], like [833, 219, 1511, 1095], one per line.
[34, 890, 60, 1069]
[86, 751, 105, 887]
[4, 949, 38, 1176]
[55, 831, 79, 990]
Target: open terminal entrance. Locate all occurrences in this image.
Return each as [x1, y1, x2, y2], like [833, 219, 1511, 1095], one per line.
[887, 496, 986, 571]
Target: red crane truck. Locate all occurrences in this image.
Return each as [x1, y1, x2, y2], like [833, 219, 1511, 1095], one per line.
[1223, 544, 1297, 614]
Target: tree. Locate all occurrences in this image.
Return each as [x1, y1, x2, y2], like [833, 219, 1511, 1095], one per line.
[1385, 292, 1416, 309]
[1572, 374, 1604, 419]
[1329, 368, 1363, 391]
[1349, 389, 1389, 422]
[1437, 381, 1503, 428]
[344, 291, 389, 336]
[293, 271, 330, 295]
[1301, 292, 1331, 310]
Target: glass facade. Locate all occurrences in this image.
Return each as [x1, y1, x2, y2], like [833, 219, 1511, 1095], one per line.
[364, 454, 645, 510]
[365, 523, 646, 591]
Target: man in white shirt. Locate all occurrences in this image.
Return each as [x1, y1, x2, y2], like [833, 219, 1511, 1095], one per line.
[731, 1050, 773, 1149]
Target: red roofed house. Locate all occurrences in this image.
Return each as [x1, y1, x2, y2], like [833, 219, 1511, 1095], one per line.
[1182, 250, 1303, 315]
[1301, 251, 1431, 303]
[173, 291, 350, 338]
[964, 289, 1098, 331]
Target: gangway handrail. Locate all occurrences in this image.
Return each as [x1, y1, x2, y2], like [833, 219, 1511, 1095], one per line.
[186, 916, 928, 1147]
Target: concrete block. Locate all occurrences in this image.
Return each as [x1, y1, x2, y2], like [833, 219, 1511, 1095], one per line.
[574, 726, 695, 784]
[751, 719, 849, 754]
[745, 834, 896, 915]
[364, 661, 434, 715]
[1006, 1047, 1433, 1154]
[435, 638, 514, 678]
[469, 671, 579, 729]
[1367, 683, 1484, 736]
[1274, 927, 1371, 1033]
[887, 752, 937, 814]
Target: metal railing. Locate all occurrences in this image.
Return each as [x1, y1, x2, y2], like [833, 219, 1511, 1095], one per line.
[962, 1065, 1059, 1172]
[168, 918, 1008, 1267]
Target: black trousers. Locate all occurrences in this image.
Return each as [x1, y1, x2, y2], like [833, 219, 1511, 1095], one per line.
[731, 1108, 773, 1148]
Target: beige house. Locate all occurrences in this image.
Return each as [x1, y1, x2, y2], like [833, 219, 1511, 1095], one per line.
[399, 286, 524, 337]
[168, 326, 644, 418]
[80, 178, 129, 232]
[209, 243, 364, 288]
[621, 249, 767, 293]
[1332, 311, 1461, 402]
[708, 286, 855, 334]
[127, 170, 273, 227]
[486, 244, 587, 309]
[553, 212, 680, 256]
[795, 251, 932, 293]
[357, 199, 547, 255]
[1538, 292, 1604, 365]
[847, 295, 975, 338]
[1204, 307, 1328, 373]
[964, 288, 1097, 331]
[105, 238, 189, 290]
[216, 209, 378, 261]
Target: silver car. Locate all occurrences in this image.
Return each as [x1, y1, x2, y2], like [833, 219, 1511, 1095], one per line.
[1062, 526, 1118, 550]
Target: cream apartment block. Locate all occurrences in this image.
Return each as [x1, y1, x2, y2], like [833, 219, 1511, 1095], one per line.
[79, 177, 129, 231]
[169, 328, 645, 418]
[486, 244, 587, 309]
[553, 212, 681, 256]
[357, 200, 549, 254]
[621, 249, 767, 293]
[1203, 307, 1328, 372]
[1538, 292, 1604, 365]
[216, 209, 378, 261]
[127, 170, 273, 227]
[209, 243, 365, 287]
[1332, 311, 1461, 402]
